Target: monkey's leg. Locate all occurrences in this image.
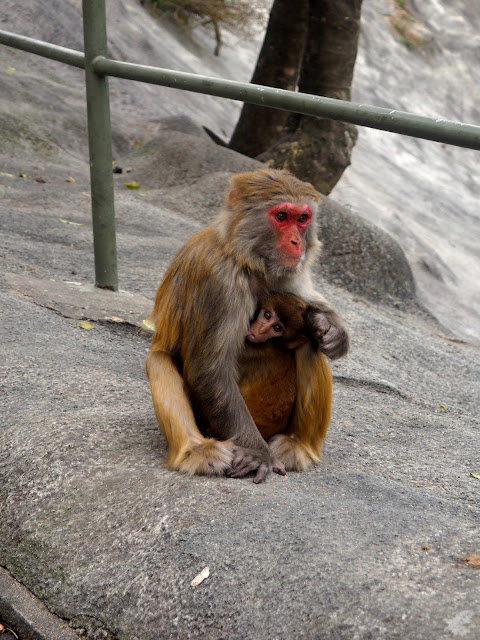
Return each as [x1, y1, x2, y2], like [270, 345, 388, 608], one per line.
[269, 345, 332, 471]
[146, 350, 235, 475]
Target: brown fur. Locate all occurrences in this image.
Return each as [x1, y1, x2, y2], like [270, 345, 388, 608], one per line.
[239, 293, 332, 464]
[239, 293, 309, 439]
[269, 346, 332, 470]
[240, 342, 297, 440]
[146, 169, 346, 482]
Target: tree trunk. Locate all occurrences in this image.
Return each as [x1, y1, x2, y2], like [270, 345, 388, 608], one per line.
[259, 0, 363, 194]
[228, 0, 308, 158]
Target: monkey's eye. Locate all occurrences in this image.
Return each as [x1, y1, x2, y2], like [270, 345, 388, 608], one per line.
[273, 324, 282, 333]
[264, 310, 272, 320]
[275, 211, 288, 222]
[298, 213, 309, 224]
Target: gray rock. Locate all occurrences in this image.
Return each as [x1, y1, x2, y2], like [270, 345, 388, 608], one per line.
[1, 2, 479, 640]
[317, 197, 417, 305]
[0, 568, 79, 640]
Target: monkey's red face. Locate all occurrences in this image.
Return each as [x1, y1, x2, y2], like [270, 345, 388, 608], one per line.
[268, 202, 313, 267]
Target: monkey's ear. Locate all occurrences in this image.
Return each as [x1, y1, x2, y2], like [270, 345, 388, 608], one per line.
[227, 187, 238, 209]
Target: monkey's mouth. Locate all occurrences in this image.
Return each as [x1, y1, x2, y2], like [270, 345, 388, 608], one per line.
[245, 329, 260, 342]
[279, 256, 302, 268]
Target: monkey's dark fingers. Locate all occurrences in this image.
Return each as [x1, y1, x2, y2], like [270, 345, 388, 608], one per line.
[318, 326, 349, 360]
[253, 460, 286, 483]
[229, 460, 262, 478]
[228, 446, 279, 480]
[230, 448, 253, 470]
[312, 312, 331, 338]
[229, 458, 254, 474]
[253, 464, 269, 484]
[227, 449, 260, 477]
[272, 460, 287, 477]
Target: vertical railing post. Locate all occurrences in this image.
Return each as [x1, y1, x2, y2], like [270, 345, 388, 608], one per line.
[82, 0, 118, 291]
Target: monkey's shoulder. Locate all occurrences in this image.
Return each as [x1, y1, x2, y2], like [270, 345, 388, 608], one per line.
[174, 227, 221, 268]
[174, 227, 254, 295]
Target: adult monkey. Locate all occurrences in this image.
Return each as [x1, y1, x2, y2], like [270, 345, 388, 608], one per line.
[146, 168, 348, 483]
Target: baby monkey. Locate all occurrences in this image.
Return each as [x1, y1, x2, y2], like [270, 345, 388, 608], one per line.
[245, 293, 312, 349]
[239, 293, 314, 440]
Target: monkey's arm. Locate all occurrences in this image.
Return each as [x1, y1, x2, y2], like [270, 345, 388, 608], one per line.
[183, 302, 286, 483]
[288, 272, 349, 360]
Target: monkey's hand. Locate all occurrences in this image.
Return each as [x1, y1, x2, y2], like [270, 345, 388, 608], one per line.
[228, 446, 286, 484]
[309, 310, 349, 360]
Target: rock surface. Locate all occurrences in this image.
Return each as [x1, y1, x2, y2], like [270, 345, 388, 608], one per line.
[0, 2, 479, 640]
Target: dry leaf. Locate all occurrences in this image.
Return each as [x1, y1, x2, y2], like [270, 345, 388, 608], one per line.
[105, 315, 124, 323]
[124, 181, 140, 189]
[59, 218, 84, 226]
[142, 316, 155, 332]
[77, 321, 94, 330]
[464, 554, 480, 567]
[65, 176, 76, 183]
[191, 566, 210, 587]
[0, 622, 17, 639]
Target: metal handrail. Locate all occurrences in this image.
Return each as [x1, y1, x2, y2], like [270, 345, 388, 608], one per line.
[0, 29, 85, 68]
[2, 28, 479, 150]
[92, 56, 480, 150]
[1, 1, 479, 290]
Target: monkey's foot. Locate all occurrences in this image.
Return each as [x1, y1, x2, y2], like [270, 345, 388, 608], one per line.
[172, 439, 235, 476]
[268, 434, 320, 472]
